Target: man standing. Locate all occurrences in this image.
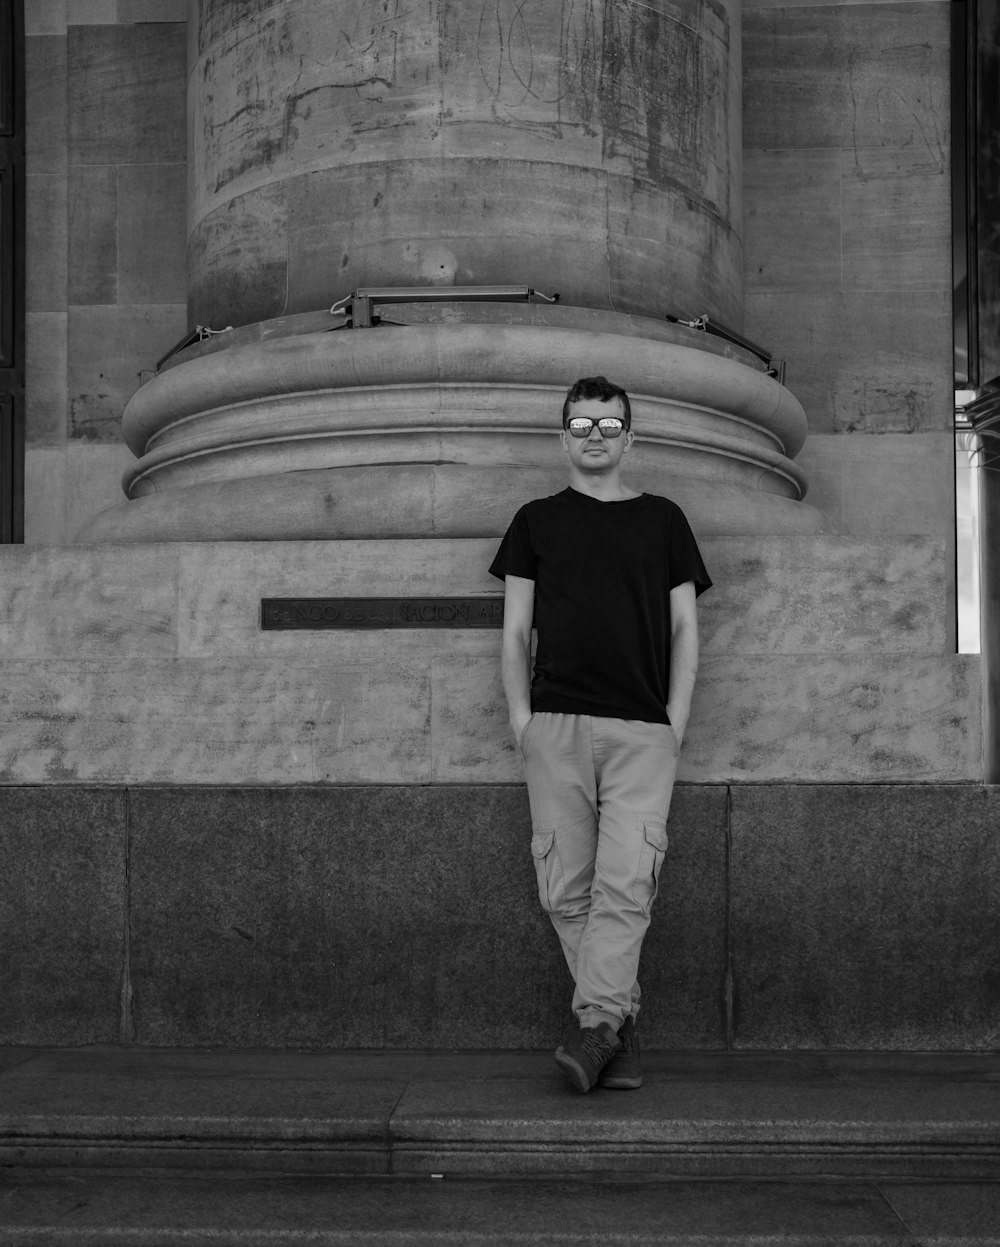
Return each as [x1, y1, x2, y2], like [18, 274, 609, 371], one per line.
[489, 376, 711, 1093]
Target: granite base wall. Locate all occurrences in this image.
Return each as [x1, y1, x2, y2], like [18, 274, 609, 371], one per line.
[2, 783, 997, 1051]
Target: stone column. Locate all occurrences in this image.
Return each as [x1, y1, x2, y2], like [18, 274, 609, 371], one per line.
[80, 0, 826, 542]
[188, 0, 742, 329]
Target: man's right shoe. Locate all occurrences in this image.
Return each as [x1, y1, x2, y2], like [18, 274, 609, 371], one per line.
[597, 1014, 642, 1089]
[554, 1022, 622, 1093]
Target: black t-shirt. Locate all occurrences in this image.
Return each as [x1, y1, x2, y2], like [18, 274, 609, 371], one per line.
[488, 487, 712, 723]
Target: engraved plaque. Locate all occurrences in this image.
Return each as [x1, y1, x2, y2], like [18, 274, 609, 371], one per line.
[261, 597, 504, 630]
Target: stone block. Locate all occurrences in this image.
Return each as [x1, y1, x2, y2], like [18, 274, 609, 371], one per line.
[66, 441, 137, 538]
[745, 290, 952, 434]
[841, 147, 950, 293]
[118, 0, 187, 19]
[744, 3, 949, 150]
[743, 149, 841, 293]
[879, 1185, 1000, 1242]
[70, 0, 117, 20]
[729, 786, 1000, 1049]
[126, 784, 726, 1048]
[187, 183, 289, 330]
[25, 312, 67, 444]
[285, 160, 611, 320]
[23, 447, 67, 545]
[26, 175, 68, 312]
[1, 1049, 399, 1173]
[171, 536, 948, 660]
[0, 657, 434, 784]
[174, 539, 503, 659]
[68, 165, 118, 306]
[68, 24, 185, 166]
[689, 654, 980, 783]
[0, 545, 178, 658]
[0, 788, 124, 1045]
[796, 433, 954, 539]
[68, 303, 187, 441]
[25, 36, 67, 175]
[25, 0, 67, 35]
[700, 537, 948, 654]
[391, 1075, 1000, 1172]
[118, 164, 187, 305]
[0, 1173, 924, 1240]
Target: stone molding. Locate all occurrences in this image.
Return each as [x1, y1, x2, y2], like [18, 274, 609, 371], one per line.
[89, 317, 826, 540]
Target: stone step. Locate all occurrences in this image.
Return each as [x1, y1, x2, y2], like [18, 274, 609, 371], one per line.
[3, 1172, 998, 1245]
[3, 1049, 1000, 1182]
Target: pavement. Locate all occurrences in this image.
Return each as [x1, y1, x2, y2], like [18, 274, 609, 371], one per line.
[2, 1047, 1000, 1243]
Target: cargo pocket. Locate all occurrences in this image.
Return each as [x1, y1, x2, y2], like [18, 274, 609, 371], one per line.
[530, 829, 561, 914]
[631, 816, 669, 913]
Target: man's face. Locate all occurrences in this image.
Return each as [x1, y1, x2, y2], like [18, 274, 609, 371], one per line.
[561, 396, 633, 472]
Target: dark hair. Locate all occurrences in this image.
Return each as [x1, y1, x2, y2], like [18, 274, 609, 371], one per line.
[562, 376, 631, 430]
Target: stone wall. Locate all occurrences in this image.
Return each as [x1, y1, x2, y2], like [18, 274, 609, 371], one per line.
[743, 0, 954, 564]
[21, 0, 958, 555]
[3, 783, 997, 1049]
[24, 0, 186, 544]
[0, 540, 979, 784]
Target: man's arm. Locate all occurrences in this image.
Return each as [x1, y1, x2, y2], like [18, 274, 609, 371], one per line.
[666, 580, 699, 745]
[500, 574, 535, 741]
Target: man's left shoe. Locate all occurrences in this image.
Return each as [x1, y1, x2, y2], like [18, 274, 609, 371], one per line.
[597, 1014, 642, 1089]
[554, 1022, 622, 1093]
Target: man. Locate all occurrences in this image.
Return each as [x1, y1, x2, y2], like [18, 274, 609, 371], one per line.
[489, 375, 711, 1093]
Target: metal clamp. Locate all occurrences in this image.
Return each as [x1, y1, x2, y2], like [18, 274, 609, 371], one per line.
[666, 313, 785, 383]
[329, 285, 559, 328]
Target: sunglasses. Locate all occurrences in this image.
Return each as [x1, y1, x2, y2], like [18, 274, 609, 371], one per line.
[566, 416, 626, 439]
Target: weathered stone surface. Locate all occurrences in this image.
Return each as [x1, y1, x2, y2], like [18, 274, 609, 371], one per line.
[699, 537, 948, 654]
[24, 312, 67, 444]
[187, 182, 289, 330]
[68, 303, 187, 441]
[65, 442, 140, 539]
[797, 433, 954, 538]
[119, 0, 187, 20]
[118, 164, 188, 305]
[67, 24, 185, 166]
[0, 658, 434, 784]
[744, 149, 841, 293]
[0, 1173, 923, 1242]
[391, 1075, 1000, 1160]
[0, 532, 977, 783]
[744, 3, 949, 151]
[745, 290, 952, 435]
[879, 1184, 1000, 1243]
[67, 165, 118, 306]
[0, 546, 178, 657]
[0, 788, 124, 1045]
[26, 174, 68, 312]
[24, 0, 67, 36]
[190, 0, 742, 326]
[22, 447, 67, 544]
[126, 784, 726, 1048]
[25, 35, 67, 175]
[0, 1049, 399, 1172]
[729, 786, 1000, 1049]
[72, 0, 117, 20]
[841, 147, 951, 294]
[690, 653, 980, 783]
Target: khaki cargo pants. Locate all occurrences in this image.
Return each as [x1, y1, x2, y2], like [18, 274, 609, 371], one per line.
[519, 712, 679, 1031]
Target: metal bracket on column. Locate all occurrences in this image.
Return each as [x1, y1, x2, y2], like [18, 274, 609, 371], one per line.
[666, 314, 785, 383]
[329, 285, 560, 328]
[154, 324, 234, 373]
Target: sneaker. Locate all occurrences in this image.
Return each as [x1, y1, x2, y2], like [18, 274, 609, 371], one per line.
[597, 1015, 642, 1089]
[554, 1022, 622, 1093]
